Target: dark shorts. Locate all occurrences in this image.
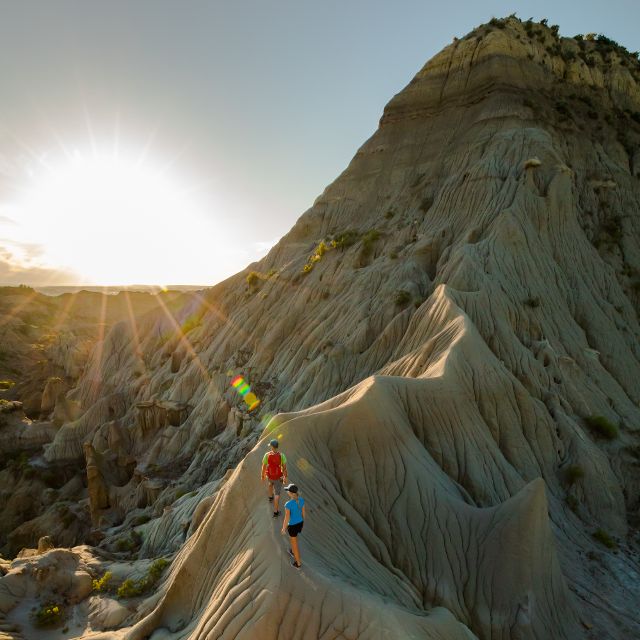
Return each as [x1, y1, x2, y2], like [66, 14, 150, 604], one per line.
[268, 478, 283, 494]
[287, 522, 304, 537]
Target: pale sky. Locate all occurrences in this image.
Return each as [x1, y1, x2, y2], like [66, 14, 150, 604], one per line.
[0, 0, 637, 286]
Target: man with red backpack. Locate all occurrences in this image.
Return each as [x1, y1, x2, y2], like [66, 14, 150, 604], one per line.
[261, 438, 288, 517]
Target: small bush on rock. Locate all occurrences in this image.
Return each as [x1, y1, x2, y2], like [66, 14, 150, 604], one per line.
[584, 415, 618, 440]
[117, 558, 170, 599]
[92, 571, 113, 593]
[565, 465, 584, 485]
[593, 528, 617, 549]
[32, 603, 64, 627]
[394, 290, 411, 306]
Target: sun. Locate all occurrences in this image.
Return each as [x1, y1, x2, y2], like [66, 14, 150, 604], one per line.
[7, 146, 223, 285]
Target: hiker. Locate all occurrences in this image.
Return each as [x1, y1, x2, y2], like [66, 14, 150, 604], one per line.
[261, 438, 288, 517]
[281, 483, 305, 569]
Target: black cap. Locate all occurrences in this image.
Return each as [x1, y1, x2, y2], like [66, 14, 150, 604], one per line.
[269, 439, 279, 448]
[283, 483, 298, 494]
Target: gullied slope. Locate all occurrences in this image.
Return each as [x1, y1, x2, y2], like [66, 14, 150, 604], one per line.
[117, 294, 581, 640]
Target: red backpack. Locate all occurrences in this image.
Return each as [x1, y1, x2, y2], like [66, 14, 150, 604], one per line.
[266, 451, 283, 480]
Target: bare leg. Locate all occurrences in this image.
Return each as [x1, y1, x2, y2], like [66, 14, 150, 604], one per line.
[274, 492, 280, 513]
[268, 482, 273, 500]
[290, 536, 301, 565]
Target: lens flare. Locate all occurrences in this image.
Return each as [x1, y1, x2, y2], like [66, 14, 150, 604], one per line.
[230, 374, 261, 411]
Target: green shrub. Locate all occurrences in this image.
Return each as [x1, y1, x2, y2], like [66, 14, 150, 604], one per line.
[302, 240, 332, 273]
[524, 296, 540, 308]
[555, 101, 571, 117]
[584, 415, 618, 440]
[246, 271, 260, 288]
[592, 528, 617, 549]
[419, 196, 433, 213]
[384, 210, 395, 219]
[389, 252, 398, 260]
[148, 558, 169, 581]
[359, 229, 380, 263]
[116, 578, 142, 599]
[565, 464, 584, 485]
[316, 240, 328, 257]
[117, 558, 170, 599]
[32, 603, 64, 627]
[394, 290, 411, 306]
[115, 530, 141, 552]
[331, 230, 359, 250]
[601, 216, 622, 241]
[92, 571, 113, 593]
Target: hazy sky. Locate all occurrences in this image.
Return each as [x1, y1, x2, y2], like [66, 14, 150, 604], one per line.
[0, 0, 637, 286]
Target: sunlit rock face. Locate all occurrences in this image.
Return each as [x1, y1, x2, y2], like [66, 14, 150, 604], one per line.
[1, 16, 640, 640]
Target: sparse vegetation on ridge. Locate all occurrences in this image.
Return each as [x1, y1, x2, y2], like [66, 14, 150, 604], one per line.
[584, 415, 618, 440]
[330, 230, 359, 251]
[92, 571, 113, 593]
[302, 240, 330, 274]
[32, 603, 64, 627]
[592, 528, 617, 549]
[564, 464, 584, 485]
[394, 290, 411, 306]
[246, 271, 260, 287]
[359, 229, 381, 264]
[117, 558, 170, 599]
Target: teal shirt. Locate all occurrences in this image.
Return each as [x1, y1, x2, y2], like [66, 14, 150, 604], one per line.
[285, 497, 305, 525]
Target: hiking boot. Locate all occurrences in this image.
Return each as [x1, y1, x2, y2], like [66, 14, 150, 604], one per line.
[273, 511, 280, 518]
[268, 496, 273, 502]
[291, 560, 301, 569]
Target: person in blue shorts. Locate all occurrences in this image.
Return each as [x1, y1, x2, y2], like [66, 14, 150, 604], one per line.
[281, 483, 305, 569]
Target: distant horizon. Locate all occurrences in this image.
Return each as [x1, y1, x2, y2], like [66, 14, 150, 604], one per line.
[0, 283, 209, 293]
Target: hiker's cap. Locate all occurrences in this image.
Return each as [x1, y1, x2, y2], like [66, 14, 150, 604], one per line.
[269, 439, 279, 448]
[284, 483, 298, 493]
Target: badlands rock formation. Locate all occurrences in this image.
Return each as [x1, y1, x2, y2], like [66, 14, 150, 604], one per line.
[1, 16, 640, 640]
[0, 288, 197, 555]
